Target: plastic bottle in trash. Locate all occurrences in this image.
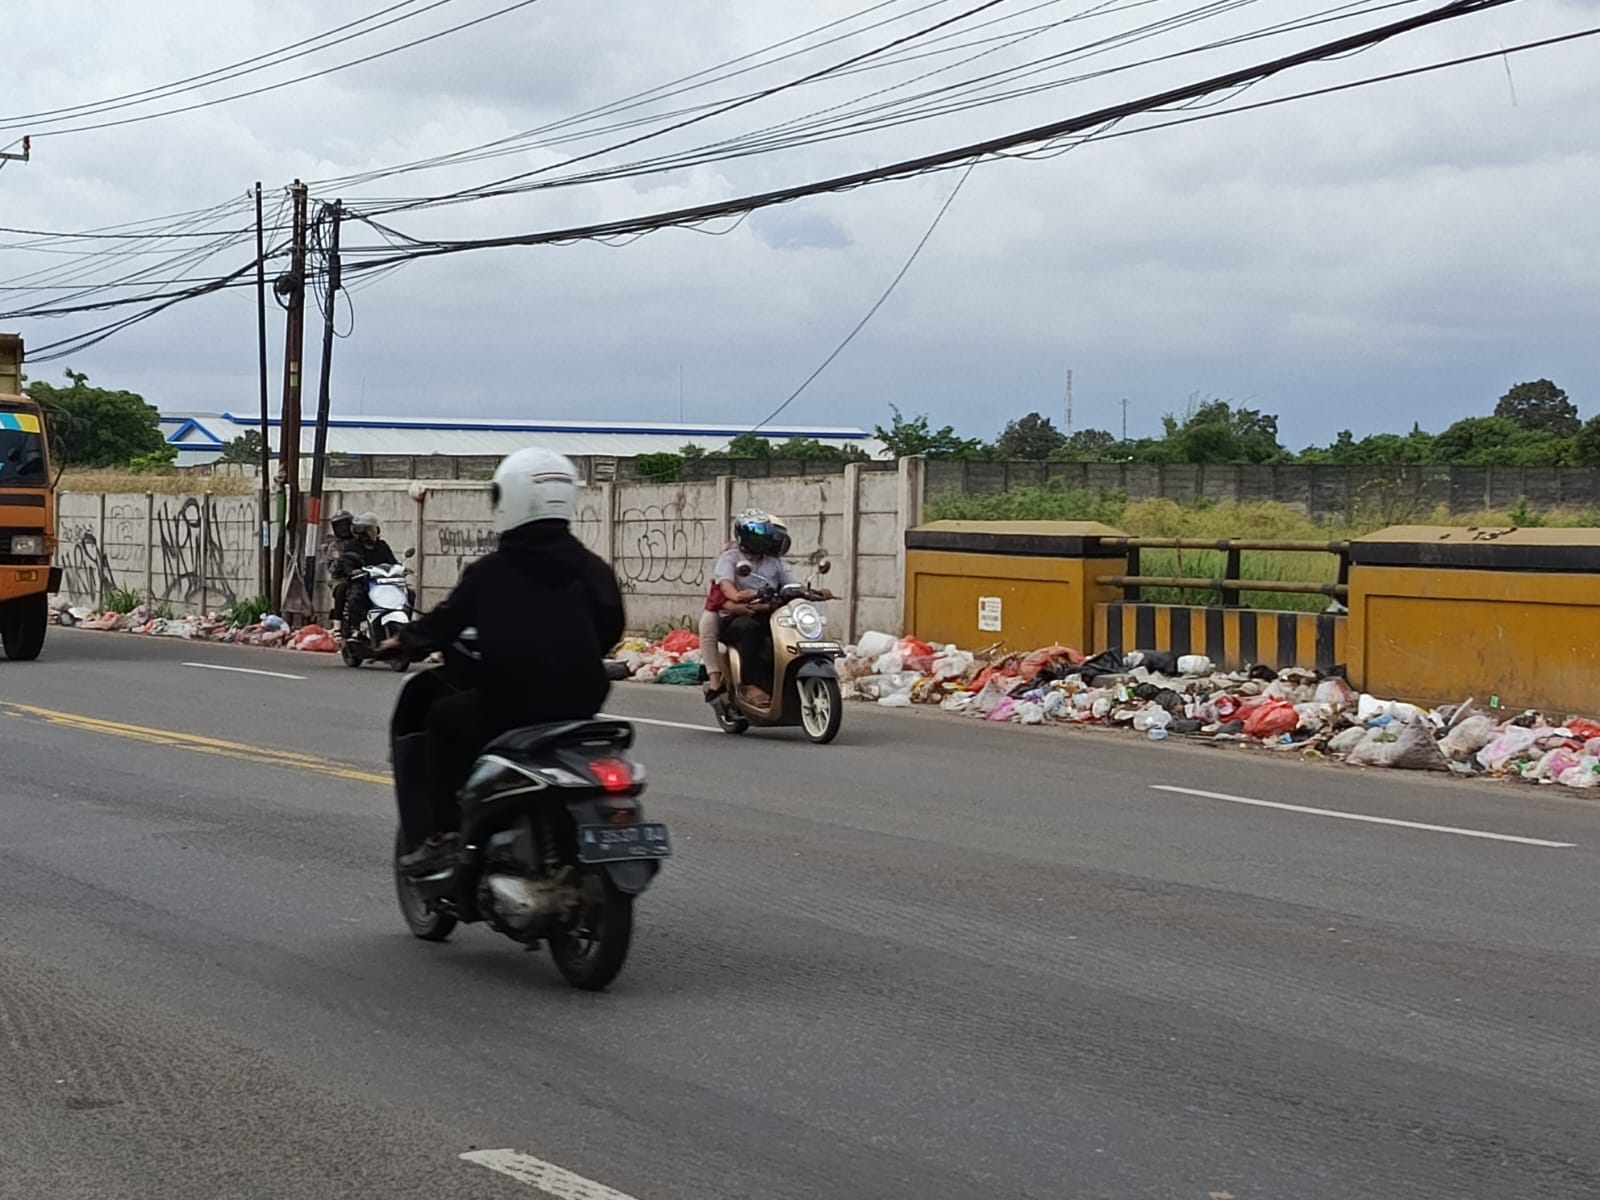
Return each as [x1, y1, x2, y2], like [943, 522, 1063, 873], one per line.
[1147, 726, 1170, 742]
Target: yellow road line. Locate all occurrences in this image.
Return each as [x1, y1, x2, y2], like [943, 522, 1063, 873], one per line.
[1, 701, 390, 786]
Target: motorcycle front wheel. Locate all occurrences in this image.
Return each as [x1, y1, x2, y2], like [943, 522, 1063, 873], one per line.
[797, 676, 843, 744]
[393, 827, 457, 942]
[340, 641, 363, 668]
[548, 871, 634, 991]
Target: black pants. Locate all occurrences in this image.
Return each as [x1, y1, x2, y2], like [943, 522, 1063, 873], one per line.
[391, 671, 493, 834]
[723, 615, 773, 692]
[345, 583, 371, 638]
[331, 581, 348, 628]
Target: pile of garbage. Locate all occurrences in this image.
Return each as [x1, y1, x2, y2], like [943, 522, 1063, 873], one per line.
[54, 604, 339, 653]
[836, 633, 1600, 788]
[613, 629, 703, 686]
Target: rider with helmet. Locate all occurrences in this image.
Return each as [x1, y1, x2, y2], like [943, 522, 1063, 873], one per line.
[712, 509, 829, 708]
[384, 448, 626, 874]
[341, 511, 399, 638]
[323, 509, 358, 633]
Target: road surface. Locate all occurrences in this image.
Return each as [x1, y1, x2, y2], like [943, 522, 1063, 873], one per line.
[1, 629, 1596, 1199]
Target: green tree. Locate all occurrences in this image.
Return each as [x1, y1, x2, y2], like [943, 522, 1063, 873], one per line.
[771, 436, 869, 462]
[634, 452, 683, 483]
[1299, 425, 1437, 465]
[715, 432, 772, 459]
[1494, 379, 1578, 437]
[1139, 398, 1285, 464]
[1574, 415, 1600, 467]
[993, 412, 1067, 460]
[872, 405, 988, 460]
[25, 369, 168, 468]
[1432, 416, 1575, 466]
[219, 428, 264, 465]
[1049, 428, 1119, 462]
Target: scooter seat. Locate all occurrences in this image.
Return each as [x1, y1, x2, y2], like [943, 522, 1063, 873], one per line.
[482, 719, 633, 757]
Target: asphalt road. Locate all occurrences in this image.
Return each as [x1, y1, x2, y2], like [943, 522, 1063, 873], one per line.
[1, 628, 1597, 1200]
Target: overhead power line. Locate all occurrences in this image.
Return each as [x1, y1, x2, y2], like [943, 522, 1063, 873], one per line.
[6, 0, 546, 138]
[0, 0, 437, 126]
[339, 0, 1533, 273]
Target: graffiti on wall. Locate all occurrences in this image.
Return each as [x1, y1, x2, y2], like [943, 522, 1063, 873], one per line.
[436, 526, 498, 558]
[616, 504, 708, 592]
[59, 523, 118, 605]
[151, 496, 247, 607]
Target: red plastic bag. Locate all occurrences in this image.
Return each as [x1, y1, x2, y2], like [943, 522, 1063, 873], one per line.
[1563, 717, 1600, 741]
[291, 624, 337, 653]
[658, 629, 700, 657]
[1018, 644, 1085, 682]
[1243, 699, 1298, 739]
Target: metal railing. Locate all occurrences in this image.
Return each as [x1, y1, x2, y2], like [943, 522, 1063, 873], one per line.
[1095, 537, 1350, 606]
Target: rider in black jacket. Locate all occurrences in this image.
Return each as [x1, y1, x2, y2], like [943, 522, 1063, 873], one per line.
[342, 512, 399, 638]
[386, 448, 625, 873]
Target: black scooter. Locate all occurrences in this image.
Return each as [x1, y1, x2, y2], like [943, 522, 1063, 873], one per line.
[388, 631, 670, 991]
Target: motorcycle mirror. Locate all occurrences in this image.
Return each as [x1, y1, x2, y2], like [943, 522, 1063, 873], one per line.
[404, 547, 416, 559]
[736, 561, 753, 577]
[817, 558, 832, 575]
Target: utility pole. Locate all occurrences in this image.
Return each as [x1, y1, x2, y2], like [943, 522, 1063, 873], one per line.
[253, 182, 272, 600]
[303, 199, 342, 599]
[271, 180, 309, 609]
[0, 137, 30, 166]
[1120, 396, 1130, 442]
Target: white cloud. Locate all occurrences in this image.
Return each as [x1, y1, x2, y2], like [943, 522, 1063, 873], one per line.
[3, 0, 1596, 449]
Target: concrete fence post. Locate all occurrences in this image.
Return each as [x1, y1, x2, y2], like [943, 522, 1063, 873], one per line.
[840, 462, 862, 645]
[600, 481, 617, 567]
[201, 491, 213, 617]
[144, 492, 155, 601]
[894, 456, 926, 635]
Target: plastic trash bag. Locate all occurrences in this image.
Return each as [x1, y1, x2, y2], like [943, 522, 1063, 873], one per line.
[855, 631, 897, 660]
[1123, 650, 1177, 675]
[1243, 700, 1298, 740]
[1314, 677, 1358, 707]
[1132, 707, 1172, 733]
[873, 650, 904, 676]
[986, 697, 1019, 722]
[1329, 726, 1368, 756]
[1438, 714, 1497, 760]
[1558, 756, 1600, 787]
[1012, 700, 1045, 725]
[1177, 654, 1214, 677]
[654, 663, 702, 686]
[1477, 725, 1540, 772]
[1346, 721, 1446, 770]
[932, 650, 975, 680]
[658, 629, 699, 658]
[878, 692, 913, 708]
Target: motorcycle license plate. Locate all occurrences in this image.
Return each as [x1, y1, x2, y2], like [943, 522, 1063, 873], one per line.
[576, 823, 672, 864]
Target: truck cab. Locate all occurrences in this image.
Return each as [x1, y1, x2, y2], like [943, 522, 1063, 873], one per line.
[0, 333, 61, 659]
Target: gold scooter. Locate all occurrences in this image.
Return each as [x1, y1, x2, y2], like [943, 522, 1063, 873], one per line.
[707, 556, 844, 744]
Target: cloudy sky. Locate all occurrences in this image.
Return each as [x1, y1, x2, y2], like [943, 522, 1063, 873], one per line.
[3, 0, 1596, 450]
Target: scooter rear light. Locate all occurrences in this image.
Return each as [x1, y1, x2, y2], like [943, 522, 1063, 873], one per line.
[588, 758, 634, 793]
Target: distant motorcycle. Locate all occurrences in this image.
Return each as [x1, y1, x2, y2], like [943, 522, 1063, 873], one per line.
[388, 630, 670, 991]
[708, 555, 844, 743]
[341, 552, 416, 672]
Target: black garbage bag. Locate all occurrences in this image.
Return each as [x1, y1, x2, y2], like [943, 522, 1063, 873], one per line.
[1126, 649, 1178, 675]
[1077, 650, 1126, 684]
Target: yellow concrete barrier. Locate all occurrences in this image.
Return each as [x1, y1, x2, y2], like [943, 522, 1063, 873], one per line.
[1347, 526, 1600, 714]
[903, 521, 1125, 653]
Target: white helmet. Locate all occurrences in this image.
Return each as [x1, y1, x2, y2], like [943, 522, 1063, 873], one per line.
[490, 447, 579, 533]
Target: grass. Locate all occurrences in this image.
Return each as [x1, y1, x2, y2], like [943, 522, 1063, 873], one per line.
[926, 488, 1600, 612]
[57, 469, 255, 496]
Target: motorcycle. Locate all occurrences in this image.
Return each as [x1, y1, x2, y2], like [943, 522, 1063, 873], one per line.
[341, 551, 417, 672]
[707, 556, 845, 743]
[388, 631, 670, 991]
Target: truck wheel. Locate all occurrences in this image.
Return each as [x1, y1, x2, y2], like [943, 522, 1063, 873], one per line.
[1, 593, 47, 661]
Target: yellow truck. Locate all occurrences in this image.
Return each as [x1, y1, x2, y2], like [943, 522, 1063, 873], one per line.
[0, 333, 61, 659]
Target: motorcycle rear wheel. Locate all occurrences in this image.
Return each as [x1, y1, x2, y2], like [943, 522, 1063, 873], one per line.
[393, 827, 457, 942]
[548, 871, 634, 991]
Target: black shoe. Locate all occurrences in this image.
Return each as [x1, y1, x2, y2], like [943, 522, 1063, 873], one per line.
[398, 840, 457, 876]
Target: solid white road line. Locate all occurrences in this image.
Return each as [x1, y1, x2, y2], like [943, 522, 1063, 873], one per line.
[461, 1149, 643, 1199]
[182, 662, 306, 681]
[598, 711, 715, 735]
[1150, 785, 1576, 849]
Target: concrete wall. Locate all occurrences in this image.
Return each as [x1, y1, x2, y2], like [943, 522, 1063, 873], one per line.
[924, 461, 1600, 521]
[56, 463, 916, 639]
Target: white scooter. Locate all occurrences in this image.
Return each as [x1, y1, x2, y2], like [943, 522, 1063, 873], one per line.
[341, 550, 416, 672]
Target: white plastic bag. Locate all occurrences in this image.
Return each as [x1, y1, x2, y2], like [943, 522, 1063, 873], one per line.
[1347, 722, 1445, 770]
[1438, 714, 1497, 760]
[877, 692, 913, 708]
[1477, 725, 1539, 772]
[1177, 655, 1214, 677]
[855, 631, 897, 660]
[1012, 700, 1045, 725]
